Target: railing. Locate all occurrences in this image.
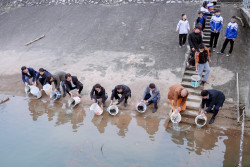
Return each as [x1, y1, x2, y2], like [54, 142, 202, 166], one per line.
[237, 109, 245, 167]
[236, 73, 240, 122]
[243, 0, 250, 9]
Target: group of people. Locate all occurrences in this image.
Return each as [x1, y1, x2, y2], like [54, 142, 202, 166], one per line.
[176, 0, 238, 84]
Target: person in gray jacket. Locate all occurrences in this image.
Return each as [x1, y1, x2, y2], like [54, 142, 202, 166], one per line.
[46, 71, 66, 97]
[141, 83, 160, 113]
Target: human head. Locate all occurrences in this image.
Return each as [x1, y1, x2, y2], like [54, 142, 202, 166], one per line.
[65, 73, 72, 82]
[231, 16, 236, 22]
[94, 83, 101, 91]
[21, 66, 28, 73]
[39, 68, 45, 75]
[202, 1, 207, 8]
[199, 44, 205, 52]
[198, 11, 203, 17]
[149, 83, 156, 91]
[182, 14, 187, 20]
[116, 85, 123, 93]
[181, 89, 188, 97]
[195, 24, 201, 33]
[201, 90, 209, 99]
[46, 75, 53, 82]
[215, 9, 221, 16]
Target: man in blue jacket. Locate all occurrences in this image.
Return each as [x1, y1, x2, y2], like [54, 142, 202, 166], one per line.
[21, 66, 39, 86]
[217, 16, 238, 57]
[200, 89, 225, 124]
[141, 83, 160, 113]
[209, 9, 223, 52]
[37, 68, 51, 86]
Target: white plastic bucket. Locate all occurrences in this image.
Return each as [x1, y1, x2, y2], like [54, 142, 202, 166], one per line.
[107, 105, 119, 116]
[136, 102, 147, 113]
[43, 84, 52, 95]
[191, 75, 201, 88]
[50, 92, 61, 101]
[25, 85, 31, 94]
[170, 112, 182, 123]
[30, 86, 42, 99]
[90, 103, 103, 115]
[68, 97, 81, 108]
[195, 114, 207, 127]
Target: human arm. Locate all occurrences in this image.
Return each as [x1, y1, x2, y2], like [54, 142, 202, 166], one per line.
[176, 20, 180, 32]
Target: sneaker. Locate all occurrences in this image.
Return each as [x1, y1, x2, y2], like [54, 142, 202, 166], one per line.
[179, 45, 182, 48]
[217, 51, 223, 54]
[202, 80, 209, 84]
[209, 117, 215, 124]
[152, 108, 157, 113]
[182, 44, 185, 47]
[226, 53, 230, 57]
[63, 93, 66, 97]
[213, 48, 216, 52]
[124, 101, 127, 107]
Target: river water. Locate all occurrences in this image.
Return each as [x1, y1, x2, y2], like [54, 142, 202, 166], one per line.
[0, 95, 249, 167]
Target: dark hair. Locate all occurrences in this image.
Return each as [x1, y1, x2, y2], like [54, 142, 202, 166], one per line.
[21, 66, 27, 71]
[201, 90, 209, 96]
[232, 16, 236, 19]
[149, 83, 156, 89]
[199, 44, 205, 49]
[181, 14, 186, 17]
[94, 83, 101, 89]
[198, 11, 203, 15]
[116, 85, 123, 90]
[46, 75, 53, 82]
[202, 1, 207, 8]
[215, 9, 220, 13]
[195, 23, 202, 30]
[65, 73, 71, 79]
[39, 68, 45, 72]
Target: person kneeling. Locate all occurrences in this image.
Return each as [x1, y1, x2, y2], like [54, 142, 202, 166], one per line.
[141, 83, 160, 113]
[110, 85, 131, 107]
[64, 73, 83, 98]
[90, 83, 108, 108]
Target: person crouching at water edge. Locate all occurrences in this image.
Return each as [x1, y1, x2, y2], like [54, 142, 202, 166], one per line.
[46, 71, 67, 97]
[38, 68, 51, 86]
[110, 85, 131, 107]
[21, 66, 39, 86]
[200, 89, 225, 124]
[64, 73, 83, 98]
[141, 83, 160, 113]
[168, 84, 189, 113]
[90, 83, 108, 108]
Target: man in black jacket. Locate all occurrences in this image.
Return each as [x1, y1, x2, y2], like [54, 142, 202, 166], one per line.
[90, 83, 108, 107]
[110, 85, 131, 107]
[200, 89, 225, 124]
[187, 24, 203, 66]
[196, 11, 206, 31]
[64, 73, 83, 98]
[37, 68, 51, 86]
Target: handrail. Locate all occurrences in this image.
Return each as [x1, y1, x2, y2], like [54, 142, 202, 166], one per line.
[237, 73, 240, 122]
[237, 109, 245, 167]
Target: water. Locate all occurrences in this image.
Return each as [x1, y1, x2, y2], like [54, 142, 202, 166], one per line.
[0, 95, 250, 167]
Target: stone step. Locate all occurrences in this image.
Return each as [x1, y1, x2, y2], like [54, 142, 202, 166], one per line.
[184, 70, 201, 76]
[181, 109, 200, 118]
[204, 32, 211, 36]
[183, 75, 204, 82]
[203, 29, 210, 32]
[203, 39, 210, 43]
[186, 101, 200, 110]
[186, 88, 201, 96]
[187, 94, 202, 102]
[203, 35, 210, 39]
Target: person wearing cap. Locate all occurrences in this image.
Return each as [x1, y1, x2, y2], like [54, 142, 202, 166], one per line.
[176, 14, 190, 48]
[195, 44, 211, 84]
[196, 11, 206, 31]
[110, 85, 131, 107]
[64, 73, 83, 98]
[187, 24, 203, 67]
[168, 84, 189, 114]
[141, 83, 160, 113]
[90, 83, 108, 108]
[46, 71, 67, 97]
[21, 66, 39, 86]
[200, 89, 225, 124]
[217, 16, 238, 57]
[37, 68, 51, 86]
[209, 9, 223, 52]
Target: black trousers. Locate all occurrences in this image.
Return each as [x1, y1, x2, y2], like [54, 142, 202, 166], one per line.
[179, 34, 187, 46]
[210, 32, 220, 48]
[220, 38, 235, 54]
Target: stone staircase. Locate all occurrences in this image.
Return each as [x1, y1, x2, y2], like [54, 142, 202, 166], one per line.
[179, 2, 221, 125]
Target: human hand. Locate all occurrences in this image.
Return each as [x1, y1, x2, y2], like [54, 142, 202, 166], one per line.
[209, 60, 212, 64]
[192, 48, 195, 51]
[233, 38, 235, 41]
[224, 37, 227, 39]
[25, 82, 28, 86]
[174, 109, 179, 114]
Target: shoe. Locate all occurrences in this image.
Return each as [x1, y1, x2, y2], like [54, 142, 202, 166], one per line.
[226, 53, 230, 57]
[63, 93, 66, 97]
[202, 80, 209, 84]
[152, 108, 157, 113]
[124, 101, 127, 107]
[183, 44, 185, 47]
[209, 117, 215, 124]
[179, 45, 182, 48]
[217, 51, 223, 54]
[213, 48, 216, 52]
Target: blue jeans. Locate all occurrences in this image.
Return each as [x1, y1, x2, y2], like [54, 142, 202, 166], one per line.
[25, 76, 32, 85]
[198, 61, 210, 82]
[144, 93, 158, 109]
[56, 81, 66, 94]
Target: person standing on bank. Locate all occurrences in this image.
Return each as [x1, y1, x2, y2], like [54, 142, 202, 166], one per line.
[217, 16, 238, 57]
[176, 14, 190, 48]
[38, 68, 51, 86]
[209, 9, 223, 52]
[21, 66, 39, 86]
[46, 71, 67, 97]
[168, 84, 189, 114]
[200, 89, 225, 124]
[90, 84, 108, 108]
[141, 83, 160, 113]
[195, 44, 211, 84]
[64, 73, 83, 98]
[110, 85, 131, 107]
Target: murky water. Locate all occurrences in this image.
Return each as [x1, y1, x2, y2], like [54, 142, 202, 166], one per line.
[0, 95, 250, 167]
